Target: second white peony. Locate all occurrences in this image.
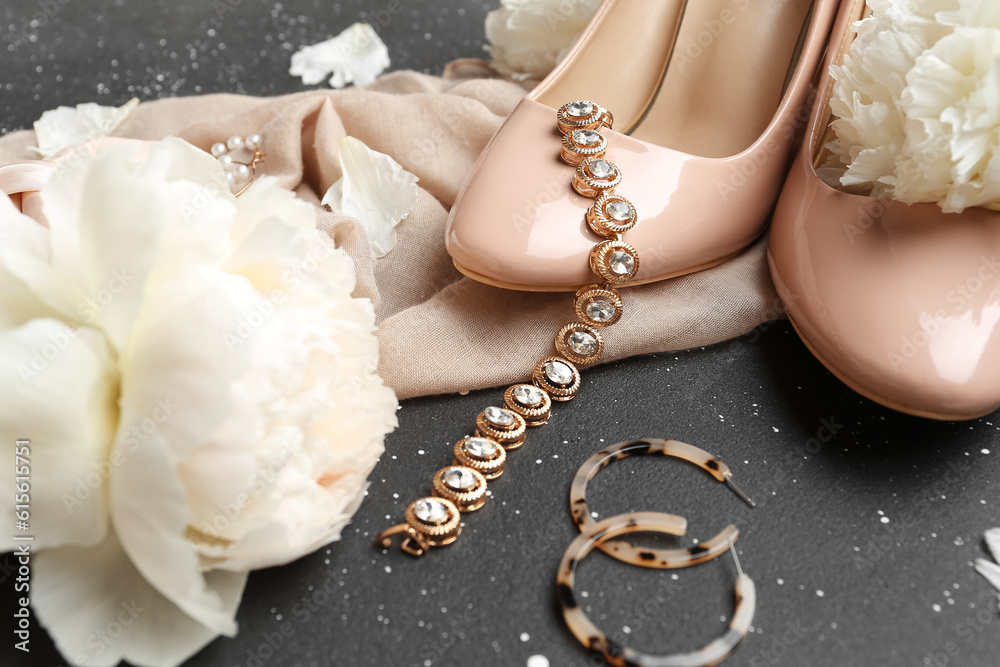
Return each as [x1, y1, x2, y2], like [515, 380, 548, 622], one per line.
[485, 0, 602, 81]
[827, 0, 1000, 213]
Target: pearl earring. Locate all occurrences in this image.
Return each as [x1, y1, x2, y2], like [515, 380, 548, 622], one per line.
[209, 134, 264, 196]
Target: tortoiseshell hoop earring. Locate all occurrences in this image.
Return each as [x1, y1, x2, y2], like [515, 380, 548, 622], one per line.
[570, 439, 756, 568]
[557, 512, 756, 667]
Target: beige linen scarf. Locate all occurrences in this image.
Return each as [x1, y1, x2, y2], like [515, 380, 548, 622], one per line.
[0, 61, 782, 399]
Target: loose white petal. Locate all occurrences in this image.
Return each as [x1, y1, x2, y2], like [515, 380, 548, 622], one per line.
[975, 557, 1000, 594]
[289, 22, 390, 88]
[986, 527, 1000, 564]
[30, 99, 139, 159]
[322, 136, 418, 259]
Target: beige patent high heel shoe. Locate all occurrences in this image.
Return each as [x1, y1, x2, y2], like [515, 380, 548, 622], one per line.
[768, 0, 1000, 420]
[446, 0, 840, 291]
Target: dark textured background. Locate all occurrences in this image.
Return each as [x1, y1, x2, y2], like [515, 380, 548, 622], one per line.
[2, 1, 1000, 666]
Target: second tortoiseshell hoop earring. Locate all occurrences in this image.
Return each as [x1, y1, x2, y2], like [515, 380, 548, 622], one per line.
[557, 512, 757, 667]
[570, 439, 756, 568]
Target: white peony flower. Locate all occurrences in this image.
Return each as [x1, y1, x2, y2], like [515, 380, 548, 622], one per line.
[0, 137, 397, 666]
[827, 0, 1000, 212]
[289, 22, 391, 88]
[485, 0, 602, 81]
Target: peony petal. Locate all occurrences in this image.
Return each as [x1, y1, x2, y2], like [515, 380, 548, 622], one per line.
[32, 530, 245, 667]
[0, 319, 117, 551]
[110, 427, 242, 637]
[289, 23, 390, 88]
[74, 145, 170, 345]
[30, 99, 139, 159]
[118, 267, 259, 467]
[200, 342, 397, 571]
[322, 136, 418, 259]
[842, 145, 898, 186]
[938, 2, 1000, 30]
[0, 195, 64, 329]
[222, 177, 317, 289]
[55, 139, 237, 351]
[976, 558, 1000, 595]
[987, 527, 1000, 564]
[110, 268, 263, 632]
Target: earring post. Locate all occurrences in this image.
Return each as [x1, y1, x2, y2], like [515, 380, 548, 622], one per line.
[728, 539, 744, 576]
[724, 474, 756, 508]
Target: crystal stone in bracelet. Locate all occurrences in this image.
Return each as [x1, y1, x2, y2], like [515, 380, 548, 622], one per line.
[503, 383, 553, 427]
[475, 407, 527, 449]
[575, 285, 624, 328]
[555, 322, 605, 366]
[453, 436, 507, 479]
[590, 239, 640, 284]
[573, 157, 622, 198]
[533, 356, 582, 401]
[561, 128, 608, 165]
[404, 497, 462, 542]
[432, 466, 488, 513]
[556, 99, 614, 134]
[587, 192, 637, 237]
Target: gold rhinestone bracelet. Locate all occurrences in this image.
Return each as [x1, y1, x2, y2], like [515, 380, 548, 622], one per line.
[376, 99, 639, 557]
